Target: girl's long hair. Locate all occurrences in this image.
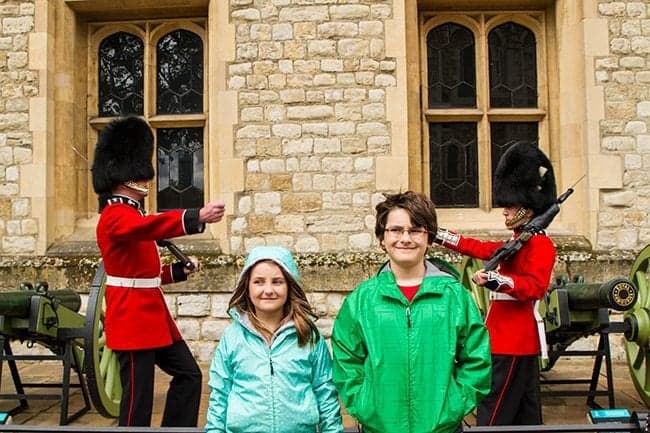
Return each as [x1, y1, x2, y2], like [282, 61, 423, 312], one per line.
[228, 260, 320, 347]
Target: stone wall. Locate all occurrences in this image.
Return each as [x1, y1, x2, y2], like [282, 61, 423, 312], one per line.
[595, 0, 650, 250]
[0, 0, 36, 254]
[228, 1, 396, 254]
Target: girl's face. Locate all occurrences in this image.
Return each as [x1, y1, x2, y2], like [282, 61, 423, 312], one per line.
[380, 208, 429, 270]
[248, 261, 288, 318]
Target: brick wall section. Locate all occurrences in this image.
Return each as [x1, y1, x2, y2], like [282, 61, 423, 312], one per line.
[0, 1, 36, 254]
[595, 1, 650, 250]
[228, 0, 395, 254]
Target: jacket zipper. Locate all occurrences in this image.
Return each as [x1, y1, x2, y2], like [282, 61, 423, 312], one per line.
[268, 350, 275, 432]
[406, 302, 413, 432]
[406, 306, 412, 328]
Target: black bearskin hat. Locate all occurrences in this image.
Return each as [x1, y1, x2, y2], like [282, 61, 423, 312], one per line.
[91, 116, 155, 195]
[493, 143, 557, 215]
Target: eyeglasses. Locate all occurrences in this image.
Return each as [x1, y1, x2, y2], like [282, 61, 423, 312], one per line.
[384, 226, 429, 240]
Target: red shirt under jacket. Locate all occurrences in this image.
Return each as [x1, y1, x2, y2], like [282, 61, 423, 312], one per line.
[444, 232, 556, 355]
[96, 196, 203, 350]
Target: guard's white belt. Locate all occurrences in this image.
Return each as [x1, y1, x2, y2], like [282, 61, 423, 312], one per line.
[489, 292, 518, 301]
[105, 275, 161, 288]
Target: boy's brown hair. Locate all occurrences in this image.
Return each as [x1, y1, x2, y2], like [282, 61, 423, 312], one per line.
[374, 191, 438, 245]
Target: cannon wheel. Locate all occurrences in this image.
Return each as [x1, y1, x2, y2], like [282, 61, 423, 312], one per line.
[83, 261, 121, 418]
[459, 256, 490, 318]
[625, 245, 650, 407]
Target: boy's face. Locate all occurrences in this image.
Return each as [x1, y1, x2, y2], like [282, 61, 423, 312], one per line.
[380, 208, 429, 270]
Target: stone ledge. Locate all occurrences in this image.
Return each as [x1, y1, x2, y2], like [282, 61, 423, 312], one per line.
[0, 233, 636, 293]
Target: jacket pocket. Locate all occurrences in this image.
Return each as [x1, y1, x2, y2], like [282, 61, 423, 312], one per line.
[438, 380, 466, 430]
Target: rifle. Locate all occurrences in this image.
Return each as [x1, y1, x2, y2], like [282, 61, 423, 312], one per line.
[483, 175, 585, 271]
[156, 239, 196, 271]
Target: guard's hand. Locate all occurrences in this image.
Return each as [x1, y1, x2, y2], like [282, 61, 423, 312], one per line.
[199, 200, 226, 224]
[434, 227, 459, 247]
[184, 256, 200, 275]
[471, 269, 488, 286]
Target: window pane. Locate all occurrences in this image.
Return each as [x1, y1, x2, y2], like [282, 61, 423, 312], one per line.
[157, 30, 204, 114]
[488, 22, 537, 108]
[427, 23, 476, 108]
[429, 123, 478, 207]
[157, 128, 204, 211]
[490, 122, 538, 207]
[98, 32, 144, 116]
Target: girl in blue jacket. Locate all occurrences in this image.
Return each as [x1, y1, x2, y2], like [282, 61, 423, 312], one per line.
[205, 246, 344, 433]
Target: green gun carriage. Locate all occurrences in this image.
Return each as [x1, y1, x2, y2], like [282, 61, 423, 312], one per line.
[458, 244, 650, 409]
[0, 263, 118, 425]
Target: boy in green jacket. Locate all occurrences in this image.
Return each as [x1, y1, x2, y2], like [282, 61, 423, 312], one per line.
[332, 191, 491, 433]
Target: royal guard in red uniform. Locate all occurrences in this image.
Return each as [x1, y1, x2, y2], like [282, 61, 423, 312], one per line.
[92, 116, 225, 427]
[435, 143, 557, 426]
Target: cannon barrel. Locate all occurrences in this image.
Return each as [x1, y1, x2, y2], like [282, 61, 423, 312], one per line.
[0, 289, 81, 318]
[562, 278, 637, 312]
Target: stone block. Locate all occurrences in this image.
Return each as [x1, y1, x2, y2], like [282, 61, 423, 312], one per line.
[254, 191, 281, 214]
[178, 294, 211, 317]
[176, 320, 201, 340]
[282, 192, 322, 212]
[283, 138, 313, 155]
[275, 214, 305, 233]
[330, 5, 370, 20]
[318, 22, 358, 39]
[322, 156, 353, 172]
[295, 236, 319, 252]
[245, 173, 271, 190]
[292, 172, 313, 190]
[248, 215, 275, 233]
[279, 6, 329, 22]
[271, 173, 291, 191]
[202, 320, 231, 340]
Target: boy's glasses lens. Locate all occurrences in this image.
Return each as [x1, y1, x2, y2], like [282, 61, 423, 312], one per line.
[385, 227, 427, 239]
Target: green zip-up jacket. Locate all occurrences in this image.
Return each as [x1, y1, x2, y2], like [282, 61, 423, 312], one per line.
[332, 261, 491, 433]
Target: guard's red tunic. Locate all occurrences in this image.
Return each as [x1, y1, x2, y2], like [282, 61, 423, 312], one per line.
[444, 232, 556, 355]
[96, 196, 203, 350]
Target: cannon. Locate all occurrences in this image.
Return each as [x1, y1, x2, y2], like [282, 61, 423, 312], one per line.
[541, 276, 637, 358]
[0, 267, 120, 425]
[458, 256, 640, 408]
[0, 240, 192, 424]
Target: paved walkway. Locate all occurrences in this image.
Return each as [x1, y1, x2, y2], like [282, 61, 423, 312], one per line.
[0, 357, 646, 428]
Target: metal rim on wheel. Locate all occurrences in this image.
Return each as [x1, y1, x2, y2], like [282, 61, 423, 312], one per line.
[459, 256, 489, 318]
[624, 244, 650, 407]
[83, 261, 121, 418]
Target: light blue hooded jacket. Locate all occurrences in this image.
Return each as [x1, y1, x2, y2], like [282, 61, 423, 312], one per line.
[205, 246, 344, 433]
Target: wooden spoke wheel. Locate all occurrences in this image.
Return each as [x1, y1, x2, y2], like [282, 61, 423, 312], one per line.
[624, 245, 650, 407]
[83, 262, 121, 418]
[459, 256, 489, 318]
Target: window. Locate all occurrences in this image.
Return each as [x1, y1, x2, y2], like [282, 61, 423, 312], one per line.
[90, 20, 207, 212]
[421, 13, 549, 211]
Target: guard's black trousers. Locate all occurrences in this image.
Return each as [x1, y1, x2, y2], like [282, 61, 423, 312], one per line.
[477, 354, 542, 426]
[116, 339, 202, 427]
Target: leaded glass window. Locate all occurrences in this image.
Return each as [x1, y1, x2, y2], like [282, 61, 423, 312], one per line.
[489, 22, 538, 108]
[427, 23, 476, 108]
[157, 128, 204, 211]
[430, 123, 478, 207]
[98, 32, 144, 116]
[157, 30, 203, 114]
[92, 22, 206, 213]
[423, 16, 546, 210]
